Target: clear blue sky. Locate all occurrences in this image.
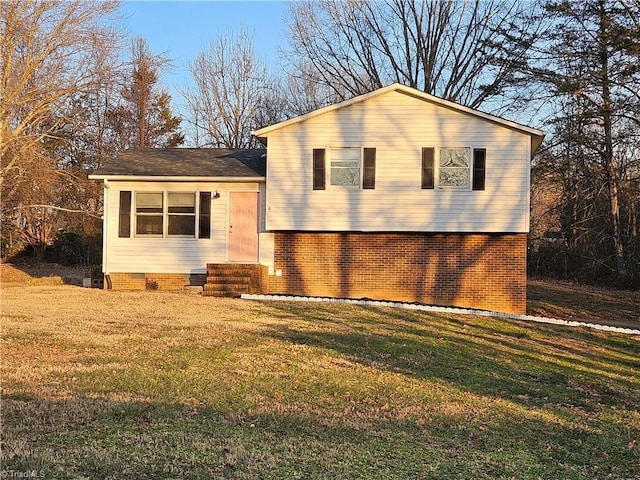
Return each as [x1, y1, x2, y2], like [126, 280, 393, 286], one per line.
[118, 0, 289, 128]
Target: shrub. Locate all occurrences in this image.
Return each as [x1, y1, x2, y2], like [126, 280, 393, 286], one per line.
[52, 229, 102, 266]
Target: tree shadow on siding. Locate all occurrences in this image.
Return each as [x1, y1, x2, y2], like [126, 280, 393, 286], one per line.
[269, 88, 532, 311]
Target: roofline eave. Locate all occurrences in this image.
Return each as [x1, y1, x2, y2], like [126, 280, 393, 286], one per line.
[88, 175, 266, 182]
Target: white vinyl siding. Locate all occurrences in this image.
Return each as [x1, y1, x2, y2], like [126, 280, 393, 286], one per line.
[265, 89, 532, 233]
[103, 181, 271, 274]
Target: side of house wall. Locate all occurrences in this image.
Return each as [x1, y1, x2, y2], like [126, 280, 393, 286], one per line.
[104, 181, 267, 274]
[261, 232, 527, 314]
[102, 180, 274, 290]
[265, 89, 532, 233]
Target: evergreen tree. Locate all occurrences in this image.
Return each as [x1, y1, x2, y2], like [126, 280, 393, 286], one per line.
[529, 0, 640, 282]
[109, 37, 184, 149]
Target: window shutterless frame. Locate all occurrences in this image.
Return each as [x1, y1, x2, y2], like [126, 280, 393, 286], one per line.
[438, 147, 471, 189]
[135, 192, 164, 236]
[167, 192, 196, 236]
[328, 146, 361, 188]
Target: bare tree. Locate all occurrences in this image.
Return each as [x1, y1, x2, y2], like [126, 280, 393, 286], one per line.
[283, 0, 545, 110]
[0, 0, 120, 198]
[184, 31, 272, 148]
[279, 62, 346, 116]
[1, 0, 121, 257]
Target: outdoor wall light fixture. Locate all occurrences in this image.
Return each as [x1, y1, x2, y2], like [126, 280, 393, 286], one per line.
[212, 191, 220, 199]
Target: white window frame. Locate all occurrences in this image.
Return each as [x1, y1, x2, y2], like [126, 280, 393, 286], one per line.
[167, 192, 197, 237]
[437, 147, 472, 190]
[134, 192, 164, 237]
[327, 146, 362, 189]
[132, 191, 206, 239]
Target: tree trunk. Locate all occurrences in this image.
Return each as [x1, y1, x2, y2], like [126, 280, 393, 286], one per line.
[598, 0, 625, 274]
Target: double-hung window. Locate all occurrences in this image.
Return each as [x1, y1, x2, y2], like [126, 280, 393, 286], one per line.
[438, 148, 470, 188]
[135, 193, 164, 235]
[330, 147, 361, 187]
[313, 147, 376, 189]
[167, 193, 196, 236]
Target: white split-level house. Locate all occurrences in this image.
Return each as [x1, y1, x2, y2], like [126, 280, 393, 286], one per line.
[90, 83, 544, 314]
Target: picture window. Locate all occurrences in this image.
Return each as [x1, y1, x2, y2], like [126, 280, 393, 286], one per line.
[439, 148, 470, 188]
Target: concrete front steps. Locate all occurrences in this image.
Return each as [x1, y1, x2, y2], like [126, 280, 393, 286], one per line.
[203, 264, 262, 297]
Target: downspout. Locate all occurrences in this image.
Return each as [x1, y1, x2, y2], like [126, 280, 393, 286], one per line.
[103, 180, 112, 289]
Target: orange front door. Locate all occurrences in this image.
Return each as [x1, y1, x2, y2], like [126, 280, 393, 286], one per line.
[228, 192, 259, 262]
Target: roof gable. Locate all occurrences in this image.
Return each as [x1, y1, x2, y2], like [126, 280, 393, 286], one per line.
[252, 83, 545, 154]
[89, 148, 266, 180]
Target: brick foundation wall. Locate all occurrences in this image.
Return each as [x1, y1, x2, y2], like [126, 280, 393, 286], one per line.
[262, 232, 527, 314]
[106, 273, 206, 291]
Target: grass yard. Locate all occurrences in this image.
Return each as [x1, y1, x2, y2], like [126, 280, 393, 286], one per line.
[1, 279, 639, 479]
[527, 278, 640, 329]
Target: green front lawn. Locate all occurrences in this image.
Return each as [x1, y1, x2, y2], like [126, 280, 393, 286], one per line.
[1, 285, 638, 479]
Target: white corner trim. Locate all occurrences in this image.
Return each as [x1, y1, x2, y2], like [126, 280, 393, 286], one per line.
[240, 294, 640, 336]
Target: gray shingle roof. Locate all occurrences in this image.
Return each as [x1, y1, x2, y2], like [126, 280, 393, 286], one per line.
[92, 148, 266, 178]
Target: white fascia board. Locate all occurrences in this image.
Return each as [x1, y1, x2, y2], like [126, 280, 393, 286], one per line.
[252, 85, 398, 137]
[400, 87, 545, 139]
[88, 175, 266, 182]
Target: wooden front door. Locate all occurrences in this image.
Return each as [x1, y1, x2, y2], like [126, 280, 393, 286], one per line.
[228, 192, 259, 262]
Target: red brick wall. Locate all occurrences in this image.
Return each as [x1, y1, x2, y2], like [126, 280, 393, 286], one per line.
[106, 273, 206, 291]
[262, 232, 527, 314]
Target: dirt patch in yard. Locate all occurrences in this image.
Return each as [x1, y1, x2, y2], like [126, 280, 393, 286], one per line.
[0, 261, 92, 287]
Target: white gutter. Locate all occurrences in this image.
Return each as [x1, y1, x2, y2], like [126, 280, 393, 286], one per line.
[88, 175, 266, 182]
